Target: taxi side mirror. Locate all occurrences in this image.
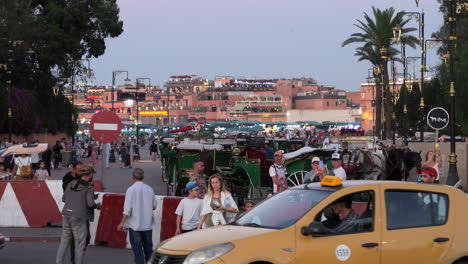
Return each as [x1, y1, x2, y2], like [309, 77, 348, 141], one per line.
[301, 221, 327, 237]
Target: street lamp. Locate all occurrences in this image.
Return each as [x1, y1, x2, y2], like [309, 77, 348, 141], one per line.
[111, 70, 130, 112]
[135, 77, 151, 145]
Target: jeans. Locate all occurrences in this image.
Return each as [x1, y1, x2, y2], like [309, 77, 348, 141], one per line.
[56, 215, 88, 264]
[70, 221, 90, 264]
[129, 229, 153, 264]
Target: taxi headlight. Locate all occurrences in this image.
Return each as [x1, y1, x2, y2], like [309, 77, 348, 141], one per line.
[183, 242, 235, 264]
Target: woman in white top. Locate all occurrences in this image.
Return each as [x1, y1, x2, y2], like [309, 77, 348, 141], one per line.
[198, 174, 238, 229]
[424, 145, 443, 183]
[13, 154, 32, 180]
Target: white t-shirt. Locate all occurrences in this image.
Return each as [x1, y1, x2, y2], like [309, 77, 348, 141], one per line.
[269, 164, 287, 193]
[333, 166, 347, 181]
[15, 156, 32, 175]
[175, 197, 203, 230]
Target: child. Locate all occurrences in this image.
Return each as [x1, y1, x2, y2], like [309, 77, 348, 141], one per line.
[244, 201, 255, 212]
[34, 160, 51, 180]
[175, 181, 204, 235]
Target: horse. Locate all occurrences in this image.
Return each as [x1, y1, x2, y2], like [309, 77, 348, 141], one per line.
[351, 148, 387, 180]
[386, 148, 422, 181]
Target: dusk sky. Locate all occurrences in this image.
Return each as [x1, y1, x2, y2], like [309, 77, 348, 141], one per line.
[91, 0, 443, 91]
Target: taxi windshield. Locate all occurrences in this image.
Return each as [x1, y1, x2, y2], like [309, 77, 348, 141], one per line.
[233, 189, 330, 229]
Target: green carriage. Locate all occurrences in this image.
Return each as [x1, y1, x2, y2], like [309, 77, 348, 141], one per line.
[160, 137, 236, 196]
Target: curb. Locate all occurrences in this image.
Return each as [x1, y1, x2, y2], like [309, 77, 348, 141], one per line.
[5, 236, 61, 242]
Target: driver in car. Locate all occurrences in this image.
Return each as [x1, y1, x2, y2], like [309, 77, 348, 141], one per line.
[326, 196, 360, 234]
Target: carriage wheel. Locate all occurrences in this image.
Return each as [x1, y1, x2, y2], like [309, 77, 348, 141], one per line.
[287, 171, 308, 187]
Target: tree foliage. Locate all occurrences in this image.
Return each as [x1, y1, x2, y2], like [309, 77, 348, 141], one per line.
[429, 1, 468, 136]
[343, 7, 418, 140]
[0, 0, 123, 136]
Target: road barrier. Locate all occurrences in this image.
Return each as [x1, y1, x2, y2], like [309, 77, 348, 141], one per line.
[0, 179, 183, 248]
[0, 180, 102, 228]
[90, 193, 182, 248]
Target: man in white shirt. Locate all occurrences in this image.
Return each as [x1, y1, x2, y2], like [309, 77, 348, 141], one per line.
[269, 151, 287, 193]
[331, 153, 347, 181]
[175, 181, 203, 234]
[117, 168, 157, 264]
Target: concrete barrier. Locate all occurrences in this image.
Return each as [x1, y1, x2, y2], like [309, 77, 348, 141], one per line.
[0, 180, 103, 227]
[91, 193, 182, 248]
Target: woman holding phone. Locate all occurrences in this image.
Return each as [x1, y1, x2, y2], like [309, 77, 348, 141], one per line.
[198, 174, 238, 229]
[304, 157, 329, 184]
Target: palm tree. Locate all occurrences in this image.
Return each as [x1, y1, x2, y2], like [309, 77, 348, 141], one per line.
[343, 7, 418, 139]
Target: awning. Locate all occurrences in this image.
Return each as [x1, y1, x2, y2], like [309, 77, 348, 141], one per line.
[231, 103, 250, 111]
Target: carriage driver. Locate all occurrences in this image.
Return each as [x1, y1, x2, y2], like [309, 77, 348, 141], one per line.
[269, 151, 287, 194]
[331, 153, 347, 181]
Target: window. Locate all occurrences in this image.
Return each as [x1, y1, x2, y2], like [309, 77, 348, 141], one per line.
[385, 190, 448, 230]
[313, 191, 375, 235]
[235, 190, 330, 229]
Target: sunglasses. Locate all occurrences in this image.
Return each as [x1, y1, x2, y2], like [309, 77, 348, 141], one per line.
[190, 188, 200, 192]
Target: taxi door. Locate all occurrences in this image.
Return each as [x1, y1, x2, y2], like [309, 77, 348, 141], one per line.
[295, 186, 381, 264]
[380, 186, 453, 264]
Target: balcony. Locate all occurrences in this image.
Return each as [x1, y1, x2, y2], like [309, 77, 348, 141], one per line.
[206, 85, 275, 92]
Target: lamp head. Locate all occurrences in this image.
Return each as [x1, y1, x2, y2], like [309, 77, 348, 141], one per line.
[393, 25, 402, 43]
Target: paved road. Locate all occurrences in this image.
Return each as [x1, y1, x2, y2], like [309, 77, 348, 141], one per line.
[0, 241, 134, 264]
[50, 146, 167, 195]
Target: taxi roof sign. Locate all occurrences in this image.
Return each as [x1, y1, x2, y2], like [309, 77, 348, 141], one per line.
[321, 176, 343, 187]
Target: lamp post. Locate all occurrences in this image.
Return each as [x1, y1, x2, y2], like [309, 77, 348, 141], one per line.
[379, 47, 389, 140]
[111, 70, 130, 112]
[135, 78, 151, 145]
[415, 0, 468, 185]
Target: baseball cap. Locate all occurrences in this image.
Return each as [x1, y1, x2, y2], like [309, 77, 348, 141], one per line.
[185, 181, 198, 191]
[331, 153, 341, 160]
[79, 166, 95, 176]
[312, 157, 320, 163]
[417, 166, 438, 179]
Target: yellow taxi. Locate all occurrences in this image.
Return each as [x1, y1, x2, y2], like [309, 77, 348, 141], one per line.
[150, 177, 468, 264]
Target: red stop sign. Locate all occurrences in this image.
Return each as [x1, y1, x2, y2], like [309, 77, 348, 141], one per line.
[90, 111, 122, 143]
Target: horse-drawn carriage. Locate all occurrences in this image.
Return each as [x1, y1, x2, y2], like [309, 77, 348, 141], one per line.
[160, 137, 235, 196]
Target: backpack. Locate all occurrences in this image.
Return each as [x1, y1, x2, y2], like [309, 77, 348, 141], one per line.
[18, 157, 33, 178]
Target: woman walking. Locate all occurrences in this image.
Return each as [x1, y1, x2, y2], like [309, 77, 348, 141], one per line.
[198, 174, 238, 229]
[89, 142, 98, 167]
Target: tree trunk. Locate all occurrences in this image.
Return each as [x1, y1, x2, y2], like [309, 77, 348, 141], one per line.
[382, 60, 393, 140]
[374, 77, 382, 140]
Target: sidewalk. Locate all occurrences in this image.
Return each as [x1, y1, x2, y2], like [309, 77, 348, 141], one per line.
[1, 227, 61, 242]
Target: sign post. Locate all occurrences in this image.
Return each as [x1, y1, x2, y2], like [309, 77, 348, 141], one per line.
[427, 107, 449, 144]
[90, 111, 122, 188]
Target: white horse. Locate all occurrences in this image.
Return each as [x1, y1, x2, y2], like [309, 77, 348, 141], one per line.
[352, 149, 386, 180]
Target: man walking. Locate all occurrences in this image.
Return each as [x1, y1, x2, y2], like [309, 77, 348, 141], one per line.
[117, 168, 157, 264]
[149, 140, 158, 162]
[56, 165, 101, 264]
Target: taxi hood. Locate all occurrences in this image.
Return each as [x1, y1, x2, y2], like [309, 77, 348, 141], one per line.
[158, 225, 275, 254]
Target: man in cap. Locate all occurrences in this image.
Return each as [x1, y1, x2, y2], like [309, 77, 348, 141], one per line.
[331, 153, 347, 181]
[56, 165, 101, 264]
[304, 157, 329, 183]
[175, 181, 204, 235]
[269, 150, 287, 193]
[417, 166, 438, 184]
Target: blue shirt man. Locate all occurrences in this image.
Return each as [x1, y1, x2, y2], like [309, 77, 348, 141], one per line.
[117, 168, 157, 264]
